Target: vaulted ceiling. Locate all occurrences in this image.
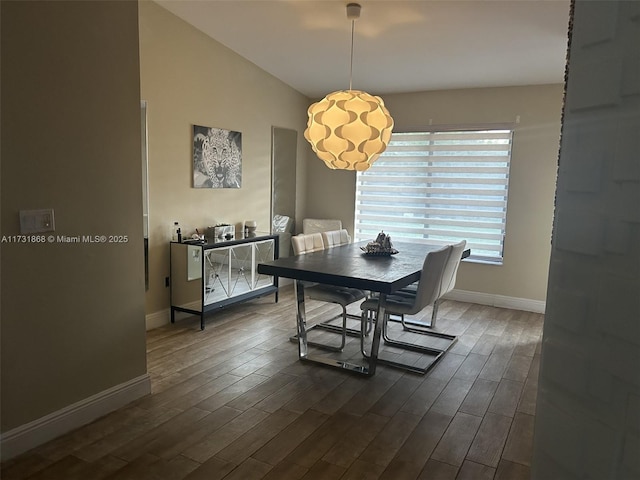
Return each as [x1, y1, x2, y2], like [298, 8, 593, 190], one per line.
[155, 0, 571, 98]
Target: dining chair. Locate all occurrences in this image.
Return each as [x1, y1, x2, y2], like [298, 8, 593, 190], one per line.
[291, 232, 324, 255]
[302, 218, 342, 234]
[290, 232, 366, 351]
[397, 240, 467, 332]
[321, 229, 351, 248]
[322, 228, 374, 336]
[359, 244, 458, 374]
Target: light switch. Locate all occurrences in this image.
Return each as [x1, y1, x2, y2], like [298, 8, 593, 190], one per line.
[19, 209, 55, 234]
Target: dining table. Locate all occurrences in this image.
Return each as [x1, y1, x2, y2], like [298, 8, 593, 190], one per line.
[257, 240, 460, 376]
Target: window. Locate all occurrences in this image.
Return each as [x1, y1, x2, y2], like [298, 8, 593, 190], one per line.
[354, 127, 513, 263]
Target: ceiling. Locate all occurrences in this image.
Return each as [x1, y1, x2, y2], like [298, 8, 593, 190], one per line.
[155, 0, 571, 99]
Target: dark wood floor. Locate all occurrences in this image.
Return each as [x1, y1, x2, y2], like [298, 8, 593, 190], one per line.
[2, 286, 542, 480]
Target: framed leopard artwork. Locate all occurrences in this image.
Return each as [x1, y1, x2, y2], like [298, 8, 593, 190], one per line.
[193, 125, 242, 188]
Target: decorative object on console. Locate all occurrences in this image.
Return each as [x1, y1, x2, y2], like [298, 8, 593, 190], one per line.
[208, 224, 234, 240]
[304, 3, 393, 172]
[245, 220, 257, 233]
[171, 221, 181, 242]
[360, 231, 398, 256]
[193, 125, 242, 188]
[272, 215, 294, 258]
[193, 229, 205, 241]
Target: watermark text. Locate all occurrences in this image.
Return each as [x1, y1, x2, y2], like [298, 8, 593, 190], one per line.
[1, 234, 129, 244]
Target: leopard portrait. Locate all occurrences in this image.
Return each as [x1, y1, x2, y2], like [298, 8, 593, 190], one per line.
[193, 126, 242, 188]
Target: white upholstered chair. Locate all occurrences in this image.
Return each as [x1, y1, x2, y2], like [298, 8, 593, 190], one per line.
[321, 229, 352, 248]
[291, 232, 325, 255]
[395, 240, 467, 331]
[302, 218, 342, 234]
[359, 243, 464, 374]
[290, 232, 366, 351]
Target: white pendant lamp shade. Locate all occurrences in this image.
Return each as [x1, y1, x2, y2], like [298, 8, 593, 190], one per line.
[304, 89, 394, 171]
[304, 3, 394, 172]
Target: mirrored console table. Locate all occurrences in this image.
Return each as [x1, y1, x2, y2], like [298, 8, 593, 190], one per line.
[170, 232, 279, 329]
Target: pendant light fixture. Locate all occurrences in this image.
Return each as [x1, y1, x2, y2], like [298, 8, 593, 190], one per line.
[304, 3, 394, 171]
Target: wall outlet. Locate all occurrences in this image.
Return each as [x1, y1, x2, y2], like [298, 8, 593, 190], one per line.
[19, 208, 55, 233]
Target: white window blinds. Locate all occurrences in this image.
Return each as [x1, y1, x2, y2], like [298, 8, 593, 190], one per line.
[354, 128, 513, 263]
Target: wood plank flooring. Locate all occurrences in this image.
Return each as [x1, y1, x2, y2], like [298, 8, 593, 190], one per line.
[2, 286, 543, 480]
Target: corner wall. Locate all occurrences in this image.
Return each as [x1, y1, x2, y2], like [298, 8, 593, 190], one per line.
[1, 0, 148, 454]
[532, 1, 640, 478]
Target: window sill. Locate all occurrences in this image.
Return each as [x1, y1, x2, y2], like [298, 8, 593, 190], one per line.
[463, 257, 503, 266]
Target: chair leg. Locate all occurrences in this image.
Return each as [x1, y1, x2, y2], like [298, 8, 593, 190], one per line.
[382, 311, 393, 344]
[360, 309, 453, 374]
[363, 309, 373, 336]
[360, 310, 376, 357]
[431, 300, 440, 328]
[399, 306, 435, 329]
[396, 300, 455, 341]
[290, 303, 350, 352]
[360, 305, 457, 374]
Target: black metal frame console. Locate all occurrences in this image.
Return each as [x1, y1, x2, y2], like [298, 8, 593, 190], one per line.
[170, 232, 279, 330]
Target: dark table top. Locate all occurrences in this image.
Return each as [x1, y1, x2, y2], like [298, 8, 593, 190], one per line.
[257, 241, 454, 294]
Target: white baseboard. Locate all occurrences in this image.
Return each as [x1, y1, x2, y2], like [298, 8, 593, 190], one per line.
[145, 286, 544, 331]
[146, 308, 171, 330]
[446, 289, 546, 313]
[146, 301, 201, 331]
[0, 374, 151, 461]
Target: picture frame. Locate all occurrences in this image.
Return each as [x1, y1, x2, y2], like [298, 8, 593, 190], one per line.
[193, 125, 242, 188]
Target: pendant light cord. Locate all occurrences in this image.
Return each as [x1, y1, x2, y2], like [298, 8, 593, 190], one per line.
[349, 18, 354, 91]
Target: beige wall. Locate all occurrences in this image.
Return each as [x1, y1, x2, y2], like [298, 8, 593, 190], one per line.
[1, 1, 147, 431]
[306, 85, 563, 302]
[139, 1, 310, 316]
[140, 2, 560, 312]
